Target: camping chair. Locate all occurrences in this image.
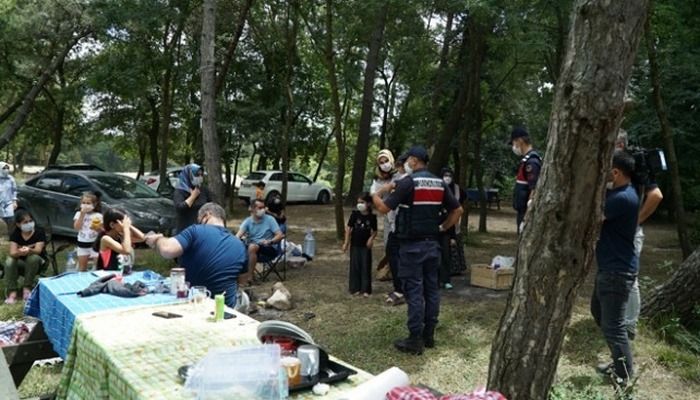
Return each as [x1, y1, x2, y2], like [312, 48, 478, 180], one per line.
[39, 216, 70, 277]
[255, 242, 286, 282]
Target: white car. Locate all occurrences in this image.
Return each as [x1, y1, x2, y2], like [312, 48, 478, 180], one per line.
[238, 170, 332, 204]
[139, 167, 183, 196]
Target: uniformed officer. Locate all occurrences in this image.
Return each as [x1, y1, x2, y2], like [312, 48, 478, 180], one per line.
[509, 127, 542, 233]
[372, 146, 463, 355]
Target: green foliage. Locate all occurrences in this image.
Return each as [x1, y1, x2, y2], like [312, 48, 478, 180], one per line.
[549, 382, 608, 400]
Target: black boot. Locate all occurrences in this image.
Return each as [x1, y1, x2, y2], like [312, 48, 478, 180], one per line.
[394, 334, 424, 355]
[423, 327, 435, 349]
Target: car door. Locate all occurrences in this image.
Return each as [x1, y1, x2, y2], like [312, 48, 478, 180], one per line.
[22, 174, 64, 228]
[289, 173, 312, 201]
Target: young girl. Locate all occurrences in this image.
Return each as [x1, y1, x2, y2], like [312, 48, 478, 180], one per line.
[73, 192, 103, 271]
[93, 208, 146, 271]
[342, 193, 377, 297]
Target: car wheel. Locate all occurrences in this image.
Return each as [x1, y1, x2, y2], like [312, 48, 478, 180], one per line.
[317, 190, 330, 204]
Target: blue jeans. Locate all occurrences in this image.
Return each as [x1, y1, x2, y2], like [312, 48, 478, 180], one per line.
[590, 270, 637, 380]
[398, 239, 441, 337]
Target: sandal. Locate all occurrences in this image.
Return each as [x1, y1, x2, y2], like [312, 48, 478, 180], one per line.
[386, 292, 405, 305]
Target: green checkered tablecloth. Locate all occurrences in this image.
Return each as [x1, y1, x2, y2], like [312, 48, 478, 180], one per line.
[56, 302, 373, 399]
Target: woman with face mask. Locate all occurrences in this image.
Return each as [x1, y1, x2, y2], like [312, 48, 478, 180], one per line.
[438, 168, 469, 289]
[0, 161, 18, 238]
[173, 164, 214, 233]
[3, 209, 47, 304]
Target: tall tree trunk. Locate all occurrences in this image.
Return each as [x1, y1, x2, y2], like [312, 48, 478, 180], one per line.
[324, 0, 347, 240]
[644, 13, 691, 259]
[642, 245, 700, 324]
[378, 66, 399, 150]
[345, 2, 388, 206]
[429, 23, 469, 175]
[281, 0, 298, 204]
[426, 12, 454, 147]
[487, 1, 650, 398]
[201, 0, 223, 203]
[0, 30, 89, 149]
[147, 96, 160, 172]
[47, 107, 65, 165]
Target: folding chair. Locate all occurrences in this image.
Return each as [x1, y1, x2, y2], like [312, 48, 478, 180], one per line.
[256, 243, 286, 282]
[40, 216, 70, 277]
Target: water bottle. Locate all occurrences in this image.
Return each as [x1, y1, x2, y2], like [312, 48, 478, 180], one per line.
[303, 229, 315, 260]
[65, 252, 77, 273]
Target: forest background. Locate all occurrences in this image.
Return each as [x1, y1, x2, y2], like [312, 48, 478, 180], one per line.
[1, 0, 700, 399]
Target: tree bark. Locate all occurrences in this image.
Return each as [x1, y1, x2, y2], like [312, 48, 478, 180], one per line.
[280, 0, 299, 204]
[644, 12, 692, 259]
[426, 12, 454, 147]
[201, 0, 224, 203]
[215, 0, 255, 95]
[345, 2, 388, 206]
[147, 96, 160, 173]
[487, 1, 650, 398]
[642, 246, 700, 324]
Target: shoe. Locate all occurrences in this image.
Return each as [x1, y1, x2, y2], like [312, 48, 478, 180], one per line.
[444, 283, 453, 290]
[423, 327, 435, 349]
[394, 335, 424, 355]
[596, 362, 614, 375]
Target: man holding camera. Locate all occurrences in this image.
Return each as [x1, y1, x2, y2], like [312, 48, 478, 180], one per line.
[615, 129, 663, 341]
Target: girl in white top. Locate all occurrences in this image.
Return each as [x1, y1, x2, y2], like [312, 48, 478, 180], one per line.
[73, 192, 103, 271]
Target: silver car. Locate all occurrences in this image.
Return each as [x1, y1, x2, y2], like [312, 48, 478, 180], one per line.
[238, 170, 332, 204]
[17, 170, 176, 237]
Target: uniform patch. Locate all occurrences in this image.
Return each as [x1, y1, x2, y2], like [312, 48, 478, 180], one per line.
[526, 165, 533, 172]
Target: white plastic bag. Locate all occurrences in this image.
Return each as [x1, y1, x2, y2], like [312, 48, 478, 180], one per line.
[490, 256, 515, 269]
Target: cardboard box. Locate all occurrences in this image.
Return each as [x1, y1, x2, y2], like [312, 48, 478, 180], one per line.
[470, 264, 514, 290]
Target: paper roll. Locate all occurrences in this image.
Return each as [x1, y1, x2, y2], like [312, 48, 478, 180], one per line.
[340, 367, 409, 400]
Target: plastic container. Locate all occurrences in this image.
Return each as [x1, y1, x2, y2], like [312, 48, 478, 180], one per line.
[65, 252, 77, 273]
[214, 294, 225, 321]
[170, 268, 185, 296]
[303, 229, 315, 259]
[184, 345, 287, 399]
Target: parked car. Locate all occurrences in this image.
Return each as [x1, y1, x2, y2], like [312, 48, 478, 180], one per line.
[43, 163, 105, 172]
[238, 170, 332, 204]
[17, 170, 176, 237]
[139, 167, 182, 197]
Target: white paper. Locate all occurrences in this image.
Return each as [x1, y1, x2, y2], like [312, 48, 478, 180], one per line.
[339, 367, 409, 400]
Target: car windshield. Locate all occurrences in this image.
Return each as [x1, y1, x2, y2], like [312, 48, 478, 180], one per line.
[245, 172, 267, 181]
[90, 175, 161, 199]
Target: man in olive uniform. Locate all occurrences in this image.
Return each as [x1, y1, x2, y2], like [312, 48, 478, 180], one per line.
[372, 146, 463, 355]
[509, 127, 542, 233]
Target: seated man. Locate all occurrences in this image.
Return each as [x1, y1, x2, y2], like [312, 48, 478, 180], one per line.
[236, 198, 285, 284]
[144, 203, 246, 307]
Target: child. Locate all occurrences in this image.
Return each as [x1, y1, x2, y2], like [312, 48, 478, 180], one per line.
[342, 193, 377, 297]
[254, 181, 266, 200]
[73, 192, 103, 271]
[94, 208, 146, 271]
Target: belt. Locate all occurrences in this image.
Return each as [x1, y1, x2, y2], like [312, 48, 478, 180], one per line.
[515, 180, 528, 185]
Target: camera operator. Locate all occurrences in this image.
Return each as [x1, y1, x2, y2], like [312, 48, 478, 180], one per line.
[615, 129, 664, 340]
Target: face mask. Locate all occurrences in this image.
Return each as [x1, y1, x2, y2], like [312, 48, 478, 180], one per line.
[512, 145, 521, 156]
[0, 169, 8, 178]
[404, 162, 413, 175]
[379, 162, 392, 172]
[82, 204, 95, 212]
[21, 222, 35, 232]
[255, 209, 266, 218]
[357, 203, 367, 212]
[605, 181, 614, 190]
[443, 177, 453, 185]
[192, 176, 203, 186]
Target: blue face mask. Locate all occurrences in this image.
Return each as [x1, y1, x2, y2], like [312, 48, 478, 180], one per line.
[20, 221, 35, 232]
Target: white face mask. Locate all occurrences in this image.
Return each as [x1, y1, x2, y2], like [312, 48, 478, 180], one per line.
[512, 145, 521, 156]
[403, 162, 413, 175]
[81, 204, 95, 212]
[0, 169, 8, 178]
[357, 203, 367, 212]
[192, 176, 203, 186]
[605, 181, 614, 190]
[255, 209, 266, 218]
[21, 222, 35, 232]
[443, 177, 453, 185]
[379, 162, 392, 172]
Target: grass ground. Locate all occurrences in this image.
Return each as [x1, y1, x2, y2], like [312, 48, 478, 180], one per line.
[1, 203, 698, 399]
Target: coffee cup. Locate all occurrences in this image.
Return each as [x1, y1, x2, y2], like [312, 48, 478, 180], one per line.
[297, 344, 320, 377]
[280, 356, 302, 387]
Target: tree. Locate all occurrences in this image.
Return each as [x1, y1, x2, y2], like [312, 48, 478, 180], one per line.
[642, 245, 700, 324]
[487, 1, 650, 398]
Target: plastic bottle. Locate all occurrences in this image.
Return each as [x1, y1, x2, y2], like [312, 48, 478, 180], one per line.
[65, 252, 77, 273]
[303, 229, 315, 259]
